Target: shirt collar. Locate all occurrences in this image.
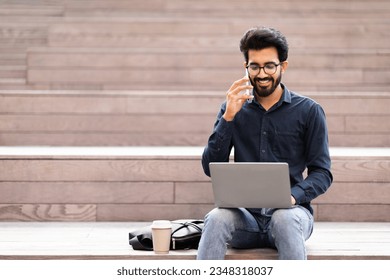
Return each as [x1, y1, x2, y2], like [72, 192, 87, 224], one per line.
[279, 83, 292, 105]
[251, 83, 292, 107]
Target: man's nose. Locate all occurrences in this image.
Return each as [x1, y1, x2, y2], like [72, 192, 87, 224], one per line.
[257, 67, 269, 78]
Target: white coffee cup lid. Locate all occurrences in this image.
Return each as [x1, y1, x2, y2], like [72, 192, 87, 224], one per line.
[151, 220, 172, 229]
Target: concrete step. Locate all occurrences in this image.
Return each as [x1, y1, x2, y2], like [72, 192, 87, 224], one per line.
[47, 31, 389, 49]
[0, 66, 26, 79]
[0, 78, 26, 86]
[62, 0, 390, 18]
[26, 47, 390, 69]
[0, 222, 389, 260]
[0, 90, 389, 147]
[0, 146, 389, 222]
[0, 2, 64, 17]
[0, 52, 25, 65]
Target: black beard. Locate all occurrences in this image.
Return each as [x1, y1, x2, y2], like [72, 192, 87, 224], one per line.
[251, 73, 282, 98]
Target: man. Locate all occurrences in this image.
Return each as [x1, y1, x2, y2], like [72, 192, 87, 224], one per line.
[197, 26, 333, 260]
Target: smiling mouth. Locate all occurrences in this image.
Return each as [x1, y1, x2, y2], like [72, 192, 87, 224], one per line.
[256, 78, 272, 86]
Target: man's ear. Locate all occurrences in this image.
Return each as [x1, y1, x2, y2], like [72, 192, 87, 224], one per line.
[281, 61, 289, 73]
[243, 61, 247, 68]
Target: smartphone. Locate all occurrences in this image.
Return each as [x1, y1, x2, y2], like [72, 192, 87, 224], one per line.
[245, 71, 253, 103]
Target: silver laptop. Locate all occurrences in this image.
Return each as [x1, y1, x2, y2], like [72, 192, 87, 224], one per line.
[209, 162, 292, 208]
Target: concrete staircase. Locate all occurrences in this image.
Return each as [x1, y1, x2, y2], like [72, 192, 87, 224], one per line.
[0, 0, 389, 223]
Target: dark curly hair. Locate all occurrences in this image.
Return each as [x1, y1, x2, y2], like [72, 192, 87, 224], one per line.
[239, 26, 289, 63]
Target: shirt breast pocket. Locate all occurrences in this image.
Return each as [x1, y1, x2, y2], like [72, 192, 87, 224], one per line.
[271, 130, 303, 161]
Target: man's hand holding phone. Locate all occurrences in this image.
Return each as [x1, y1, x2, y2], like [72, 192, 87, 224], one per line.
[222, 76, 253, 121]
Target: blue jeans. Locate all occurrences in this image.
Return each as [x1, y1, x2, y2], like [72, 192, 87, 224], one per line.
[196, 207, 314, 260]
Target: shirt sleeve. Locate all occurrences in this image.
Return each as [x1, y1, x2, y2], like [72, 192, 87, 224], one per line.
[201, 103, 234, 177]
[291, 103, 333, 204]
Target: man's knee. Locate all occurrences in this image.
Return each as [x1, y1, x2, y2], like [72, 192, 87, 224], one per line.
[205, 208, 235, 227]
[270, 207, 313, 239]
[271, 208, 299, 225]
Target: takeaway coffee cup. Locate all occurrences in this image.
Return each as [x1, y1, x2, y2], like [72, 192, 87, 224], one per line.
[151, 220, 172, 254]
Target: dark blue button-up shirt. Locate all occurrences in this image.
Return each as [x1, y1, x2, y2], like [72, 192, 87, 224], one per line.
[202, 84, 333, 214]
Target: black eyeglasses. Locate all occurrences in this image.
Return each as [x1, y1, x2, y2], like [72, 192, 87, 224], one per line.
[246, 62, 282, 76]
